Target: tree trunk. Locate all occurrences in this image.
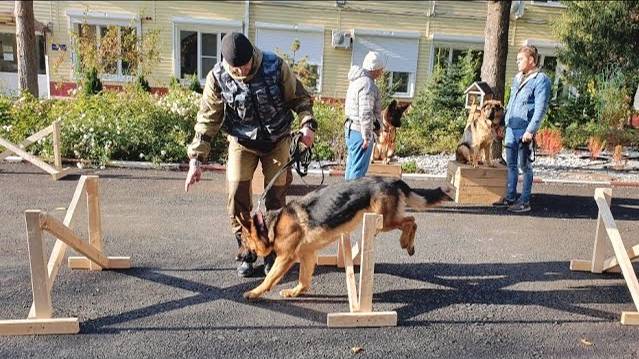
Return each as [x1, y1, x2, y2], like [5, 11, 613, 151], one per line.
[481, 0, 511, 161]
[15, 0, 39, 97]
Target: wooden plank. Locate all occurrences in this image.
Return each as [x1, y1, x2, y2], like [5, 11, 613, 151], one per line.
[603, 244, 639, 272]
[0, 318, 79, 335]
[327, 311, 397, 328]
[621, 312, 639, 325]
[0, 138, 59, 175]
[86, 177, 103, 271]
[24, 210, 53, 320]
[29, 176, 88, 318]
[51, 167, 78, 181]
[0, 125, 53, 161]
[340, 234, 359, 312]
[368, 162, 402, 177]
[569, 259, 593, 272]
[358, 214, 383, 313]
[52, 121, 62, 169]
[40, 214, 110, 269]
[595, 194, 639, 311]
[68, 256, 131, 270]
[591, 188, 612, 273]
[455, 190, 504, 204]
[315, 255, 338, 266]
[337, 235, 345, 268]
[457, 176, 508, 187]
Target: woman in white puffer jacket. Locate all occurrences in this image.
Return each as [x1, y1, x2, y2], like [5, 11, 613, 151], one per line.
[344, 51, 385, 180]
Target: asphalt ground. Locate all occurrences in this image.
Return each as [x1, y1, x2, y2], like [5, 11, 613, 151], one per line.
[1, 162, 639, 358]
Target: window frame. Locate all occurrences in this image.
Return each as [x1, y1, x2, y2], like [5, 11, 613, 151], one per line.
[67, 9, 141, 82]
[529, 0, 566, 8]
[172, 17, 242, 86]
[353, 28, 420, 98]
[429, 34, 485, 74]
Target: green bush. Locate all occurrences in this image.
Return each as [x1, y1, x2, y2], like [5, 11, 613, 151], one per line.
[307, 101, 345, 162]
[81, 67, 103, 96]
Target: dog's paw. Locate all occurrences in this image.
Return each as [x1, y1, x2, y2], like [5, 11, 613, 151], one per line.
[407, 246, 415, 256]
[243, 290, 262, 301]
[279, 288, 299, 298]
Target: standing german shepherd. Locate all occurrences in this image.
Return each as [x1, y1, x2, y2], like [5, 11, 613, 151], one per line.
[237, 177, 451, 300]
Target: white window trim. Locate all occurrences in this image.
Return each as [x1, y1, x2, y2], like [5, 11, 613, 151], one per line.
[172, 17, 242, 85]
[429, 34, 485, 74]
[67, 9, 141, 82]
[353, 28, 420, 97]
[388, 71, 415, 99]
[529, 0, 566, 8]
[255, 22, 325, 93]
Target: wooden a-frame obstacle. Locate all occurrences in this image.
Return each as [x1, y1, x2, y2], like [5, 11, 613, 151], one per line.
[570, 188, 639, 325]
[324, 213, 398, 327]
[0, 175, 131, 335]
[0, 120, 78, 180]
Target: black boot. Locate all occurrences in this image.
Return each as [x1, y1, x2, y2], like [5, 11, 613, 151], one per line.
[263, 252, 276, 276]
[237, 251, 257, 278]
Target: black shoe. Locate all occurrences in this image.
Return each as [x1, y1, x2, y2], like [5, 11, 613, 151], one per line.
[508, 202, 531, 213]
[237, 261, 254, 277]
[493, 198, 514, 207]
[264, 252, 276, 276]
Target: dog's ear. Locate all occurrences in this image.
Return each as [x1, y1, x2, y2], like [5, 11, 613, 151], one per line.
[252, 212, 269, 245]
[388, 99, 397, 110]
[236, 212, 252, 234]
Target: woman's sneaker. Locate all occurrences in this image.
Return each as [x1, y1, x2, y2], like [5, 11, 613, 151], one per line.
[492, 198, 515, 208]
[508, 202, 531, 213]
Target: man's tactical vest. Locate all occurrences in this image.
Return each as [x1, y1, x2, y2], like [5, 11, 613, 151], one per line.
[212, 51, 294, 152]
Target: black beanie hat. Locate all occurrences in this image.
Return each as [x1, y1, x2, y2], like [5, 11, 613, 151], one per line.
[222, 32, 254, 67]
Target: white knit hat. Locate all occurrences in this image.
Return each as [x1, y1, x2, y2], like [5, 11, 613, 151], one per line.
[362, 51, 385, 71]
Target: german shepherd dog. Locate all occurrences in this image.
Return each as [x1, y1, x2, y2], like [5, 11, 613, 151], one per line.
[237, 177, 451, 300]
[373, 100, 410, 164]
[455, 100, 504, 167]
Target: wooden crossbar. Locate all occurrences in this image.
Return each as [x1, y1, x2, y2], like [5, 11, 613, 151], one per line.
[0, 120, 78, 180]
[0, 175, 131, 335]
[327, 213, 398, 328]
[569, 188, 639, 325]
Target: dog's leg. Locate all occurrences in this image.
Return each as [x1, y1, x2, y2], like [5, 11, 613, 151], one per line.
[280, 250, 316, 298]
[244, 255, 295, 300]
[484, 143, 494, 167]
[471, 146, 481, 167]
[397, 216, 417, 256]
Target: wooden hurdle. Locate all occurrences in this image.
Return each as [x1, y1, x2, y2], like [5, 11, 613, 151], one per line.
[0, 176, 131, 335]
[0, 120, 78, 180]
[327, 213, 398, 328]
[569, 188, 639, 325]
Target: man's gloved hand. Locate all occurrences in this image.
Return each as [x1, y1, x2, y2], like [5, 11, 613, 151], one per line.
[184, 158, 203, 192]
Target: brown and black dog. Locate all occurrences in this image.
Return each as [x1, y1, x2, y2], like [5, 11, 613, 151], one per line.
[237, 177, 451, 300]
[455, 100, 504, 167]
[373, 100, 410, 164]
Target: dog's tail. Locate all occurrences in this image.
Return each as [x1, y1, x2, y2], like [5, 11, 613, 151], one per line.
[394, 180, 453, 209]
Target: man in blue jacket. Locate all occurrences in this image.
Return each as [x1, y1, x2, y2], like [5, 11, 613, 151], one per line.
[495, 45, 551, 213]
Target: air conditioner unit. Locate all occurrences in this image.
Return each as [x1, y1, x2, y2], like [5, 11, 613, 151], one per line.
[331, 30, 352, 49]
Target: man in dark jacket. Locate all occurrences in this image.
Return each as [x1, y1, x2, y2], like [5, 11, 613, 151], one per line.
[184, 32, 316, 277]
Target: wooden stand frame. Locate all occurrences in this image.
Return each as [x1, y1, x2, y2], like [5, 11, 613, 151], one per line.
[0, 176, 131, 335]
[327, 213, 398, 328]
[0, 120, 78, 180]
[569, 188, 639, 325]
[446, 160, 507, 204]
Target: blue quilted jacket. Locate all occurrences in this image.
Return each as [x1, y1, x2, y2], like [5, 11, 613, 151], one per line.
[504, 71, 552, 138]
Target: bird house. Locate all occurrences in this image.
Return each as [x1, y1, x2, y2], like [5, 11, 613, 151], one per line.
[464, 81, 494, 110]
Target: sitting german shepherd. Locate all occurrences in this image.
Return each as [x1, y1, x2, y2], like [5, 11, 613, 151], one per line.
[237, 177, 451, 300]
[455, 100, 504, 167]
[373, 100, 410, 164]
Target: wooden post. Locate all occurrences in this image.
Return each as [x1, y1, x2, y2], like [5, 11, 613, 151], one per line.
[358, 213, 384, 312]
[341, 234, 359, 312]
[52, 120, 62, 169]
[86, 176, 103, 271]
[591, 188, 612, 273]
[24, 210, 52, 319]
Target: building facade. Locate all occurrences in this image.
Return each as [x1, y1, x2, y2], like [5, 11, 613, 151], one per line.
[0, 0, 565, 99]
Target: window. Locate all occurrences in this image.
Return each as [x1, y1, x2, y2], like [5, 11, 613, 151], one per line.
[172, 17, 241, 84]
[433, 46, 483, 80]
[178, 30, 225, 81]
[0, 33, 46, 74]
[256, 23, 324, 92]
[75, 24, 136, 77]
[352, 29, 420, 97]
[67, 9, 141, 81]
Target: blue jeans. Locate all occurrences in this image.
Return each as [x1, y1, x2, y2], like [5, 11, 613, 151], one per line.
[345, 128, 374, 180]
[505, 128, 533, 204]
